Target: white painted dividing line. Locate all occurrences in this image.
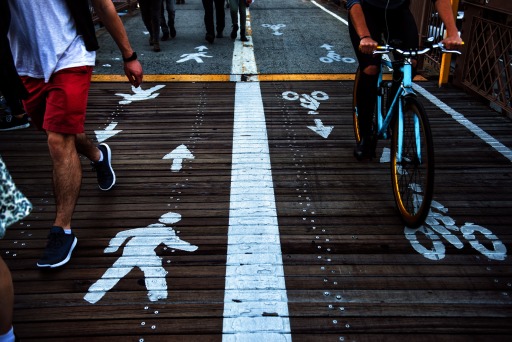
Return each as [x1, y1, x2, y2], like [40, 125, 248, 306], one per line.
[313, 0, 512, 163]
[413, 84, 512, 162]
[311, 0, 348, 25]
[223, 8, 292, 342]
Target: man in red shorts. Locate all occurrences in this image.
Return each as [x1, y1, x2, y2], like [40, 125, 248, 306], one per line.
[4, 0, 143, 268]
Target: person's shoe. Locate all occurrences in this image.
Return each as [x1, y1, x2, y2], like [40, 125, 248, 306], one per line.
[231, 25, 238, 39]
[216, 31, 224, 38]
[37, 227, 77, 268]
[161, 32, 170, 41]
[91, 143, 116, 191]
[149, 37, 154, 46]
[0, 114, 30, 131]
[353, 137, 376, 161]
[170, 26, 177, 38]
[241, 35, 248, 42]
[153, 42, 161, 52]
[205, 33, 215, 43]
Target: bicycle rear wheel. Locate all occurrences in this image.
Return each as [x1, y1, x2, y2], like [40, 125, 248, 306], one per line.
[391, 97, 434, 228]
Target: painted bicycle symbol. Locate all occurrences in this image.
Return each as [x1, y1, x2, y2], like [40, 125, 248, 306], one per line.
[282, 90, 329, 113]
[404, 193, 507, 261]
[319, 44, 355, 64]
[262, 24, 286, 36]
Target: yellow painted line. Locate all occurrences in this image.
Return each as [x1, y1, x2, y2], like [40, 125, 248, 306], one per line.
[92, 74, 230, 82]
[92, 73, 427, 82]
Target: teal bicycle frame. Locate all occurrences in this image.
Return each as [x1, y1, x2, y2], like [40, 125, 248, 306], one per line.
[375, 57, 417, 164]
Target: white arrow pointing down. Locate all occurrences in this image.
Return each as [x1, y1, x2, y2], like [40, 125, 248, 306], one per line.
[307, 119, 333, 139]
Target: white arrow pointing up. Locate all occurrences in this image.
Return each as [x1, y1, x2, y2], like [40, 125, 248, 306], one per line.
[307, 119, 333, 139]
[163, 144, 195, 172]
[95, 121, 122, 143]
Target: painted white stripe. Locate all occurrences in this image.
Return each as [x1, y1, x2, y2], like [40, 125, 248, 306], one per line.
[223, 81, 291, 341]
[413, 84, 512, 162]
[311, 0, 349, 25]
[224, 8, 291, 342]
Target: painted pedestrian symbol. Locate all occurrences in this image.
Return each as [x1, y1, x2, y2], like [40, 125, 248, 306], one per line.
[115, 85, 166, 105]
[262, 24, 286, 36]
[84, 212, 198, 304]
[177, 46, 213, 64]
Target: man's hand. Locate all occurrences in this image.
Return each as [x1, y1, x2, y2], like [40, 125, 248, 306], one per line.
[123, 60, 143, 88]
[359, 36, 378, 55]
[441, 34, 463, 50]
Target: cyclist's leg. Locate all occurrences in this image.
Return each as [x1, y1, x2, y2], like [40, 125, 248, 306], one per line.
[349, 6, 383, 159]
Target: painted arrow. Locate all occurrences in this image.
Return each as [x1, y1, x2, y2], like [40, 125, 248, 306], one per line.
[95, 121, 122, 143]
[307, 119, 333, 139]
[163, 144, 195, 172]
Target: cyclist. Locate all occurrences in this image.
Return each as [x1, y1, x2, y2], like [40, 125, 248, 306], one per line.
[347, 0, 463, 160]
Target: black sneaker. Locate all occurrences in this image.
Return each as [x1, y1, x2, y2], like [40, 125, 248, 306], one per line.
[91, 143, 116, 191]
[37, 226, 77, 268]
[0, 114, 30, 131]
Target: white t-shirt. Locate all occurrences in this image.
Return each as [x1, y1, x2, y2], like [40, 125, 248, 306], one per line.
[7, 0, 96, 83]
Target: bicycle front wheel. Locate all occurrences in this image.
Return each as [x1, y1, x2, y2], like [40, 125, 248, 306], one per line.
[391, 97, 434, 228]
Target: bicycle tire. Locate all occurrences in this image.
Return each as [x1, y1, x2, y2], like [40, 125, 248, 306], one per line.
[352, 67, 362, 144]
[390, 97, 434, 228]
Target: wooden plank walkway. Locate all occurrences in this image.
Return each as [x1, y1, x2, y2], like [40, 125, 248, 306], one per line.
[1, 80, 511, 341]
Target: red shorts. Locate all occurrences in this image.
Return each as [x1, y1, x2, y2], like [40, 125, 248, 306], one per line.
[21, 66, 93, 134]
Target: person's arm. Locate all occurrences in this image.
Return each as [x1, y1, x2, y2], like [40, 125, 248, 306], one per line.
[91, 0, 143, 87]
[348, 3, 378, 55]
[434, 0, 463, 49]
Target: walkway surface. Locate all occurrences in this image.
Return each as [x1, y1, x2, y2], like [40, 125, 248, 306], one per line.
[1, 1, 511, 341]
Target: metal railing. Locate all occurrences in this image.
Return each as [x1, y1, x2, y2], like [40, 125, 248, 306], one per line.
[454, 0, 511, 118]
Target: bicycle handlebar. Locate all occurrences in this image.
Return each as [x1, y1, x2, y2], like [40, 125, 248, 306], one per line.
[374, 42, 462, 56]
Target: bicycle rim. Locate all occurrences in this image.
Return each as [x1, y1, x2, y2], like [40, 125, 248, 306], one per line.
[391, 97, 434, 228]
[352, 68, 362, 144]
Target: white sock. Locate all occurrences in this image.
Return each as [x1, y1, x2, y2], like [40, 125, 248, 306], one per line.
[0, 326, 15, 342]
[97, 149, 104, 163]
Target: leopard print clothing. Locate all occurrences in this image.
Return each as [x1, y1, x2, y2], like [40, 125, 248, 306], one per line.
[1, 156, 32, 238]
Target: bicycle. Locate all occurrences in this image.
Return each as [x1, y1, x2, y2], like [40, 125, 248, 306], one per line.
[352, 40, 461, 228]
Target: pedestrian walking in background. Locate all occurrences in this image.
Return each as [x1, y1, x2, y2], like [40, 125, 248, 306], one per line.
[0, 93, 29, 132]
[202, 0, 226, 43]
[160, 0, 177, 41]
[139, 0, 164, 51]
[4, 0, 143, 268]
[0, 2, 29, 132]
[229, 0, 252, 41]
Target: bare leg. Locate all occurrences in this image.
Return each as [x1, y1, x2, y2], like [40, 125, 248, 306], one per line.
[47, 131, 83, 229]
[75, 133, 101, 162]
[0, 257, 13, 335]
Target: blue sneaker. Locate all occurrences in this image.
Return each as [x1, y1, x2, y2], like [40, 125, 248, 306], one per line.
[91, 143, 116, 191]
[37, 226, 77, 268]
